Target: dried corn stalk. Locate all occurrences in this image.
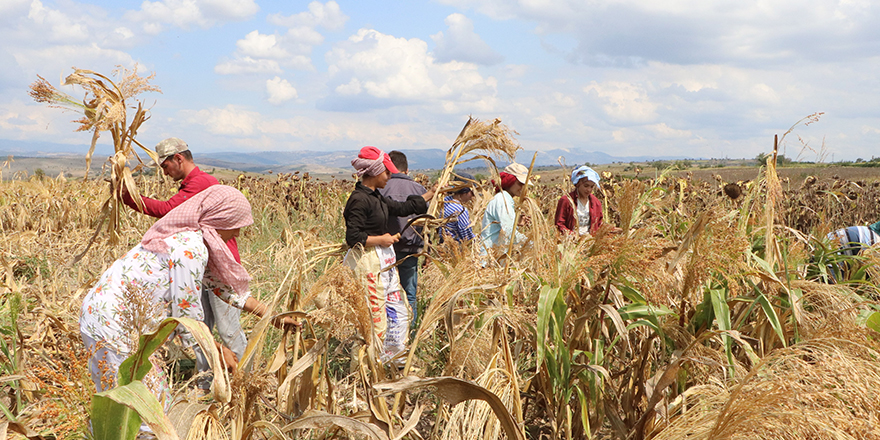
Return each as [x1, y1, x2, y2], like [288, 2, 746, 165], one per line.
[428, 116, 521, 219]
[29, 66, 161, 247]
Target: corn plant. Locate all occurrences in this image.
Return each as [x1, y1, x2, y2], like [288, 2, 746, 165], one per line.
[29, 66, 160, 246]
[91, 317, 226, 440]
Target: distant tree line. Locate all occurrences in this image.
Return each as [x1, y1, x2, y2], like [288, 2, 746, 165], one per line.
[835, 157, 880, 167]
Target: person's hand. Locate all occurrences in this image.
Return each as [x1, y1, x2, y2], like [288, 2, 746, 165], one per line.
[271, 315, 302, 331]
[422, 185, 438, 202]
[378, 233, 400, 247]
[365, 233, 400, 247]
[519, 214, 532, 228]
[216, 341, 238, 372]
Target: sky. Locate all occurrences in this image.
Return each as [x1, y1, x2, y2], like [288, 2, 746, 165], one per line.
[1, 0, 879, 162]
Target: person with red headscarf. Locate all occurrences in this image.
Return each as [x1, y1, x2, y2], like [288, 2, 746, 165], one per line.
[480, 163, 530, 257]
[343, 146, 435, 364]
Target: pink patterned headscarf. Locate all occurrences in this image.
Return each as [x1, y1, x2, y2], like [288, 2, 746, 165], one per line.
[141, 185, 254, 294]
[351, 146, 400, 177]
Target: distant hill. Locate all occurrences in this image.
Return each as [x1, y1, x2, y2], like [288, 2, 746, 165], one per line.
[0, 139, 692, 176]
[199, 148, 686, 173]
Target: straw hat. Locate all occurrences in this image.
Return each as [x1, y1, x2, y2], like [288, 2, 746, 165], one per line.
[503, 163, 533, 185]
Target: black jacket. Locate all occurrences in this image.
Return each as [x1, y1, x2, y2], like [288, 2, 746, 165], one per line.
[343, 181, 428, 248]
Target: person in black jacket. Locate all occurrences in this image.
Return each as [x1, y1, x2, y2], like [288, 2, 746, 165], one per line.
[342, 146, 434, 363]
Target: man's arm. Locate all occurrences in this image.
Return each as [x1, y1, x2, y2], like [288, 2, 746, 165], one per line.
[125, 172, 218, 218]
[139, 182, 209, 217]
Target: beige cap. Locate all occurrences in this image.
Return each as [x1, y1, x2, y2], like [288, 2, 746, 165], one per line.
[155, 137, 189, 164]
[503, 162, 533, 185]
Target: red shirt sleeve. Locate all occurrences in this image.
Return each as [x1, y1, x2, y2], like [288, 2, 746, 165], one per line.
[136, 168, 219, 218]
[554, 195, 574, 233]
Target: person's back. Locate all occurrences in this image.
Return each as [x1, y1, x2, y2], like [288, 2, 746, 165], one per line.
[380, 153, 427, 254]
[481, 165, 529, 255]
[379, 151, 426, 329]
[827, 225, 880, 256]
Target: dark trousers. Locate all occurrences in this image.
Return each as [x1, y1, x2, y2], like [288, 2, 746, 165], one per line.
[396, 250, 419, 328]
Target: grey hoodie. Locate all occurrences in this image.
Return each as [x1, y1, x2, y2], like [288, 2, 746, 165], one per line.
[380, 173, 427, 254]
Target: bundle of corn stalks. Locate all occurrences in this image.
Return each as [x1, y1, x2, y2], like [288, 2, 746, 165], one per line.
[28, 66, 161, 246]
[428, 116, 521, 219]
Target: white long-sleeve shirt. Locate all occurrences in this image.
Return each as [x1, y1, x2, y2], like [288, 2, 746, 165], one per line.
[480, 191, 526, 254]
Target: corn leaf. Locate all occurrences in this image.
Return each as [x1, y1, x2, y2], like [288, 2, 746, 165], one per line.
[865, 311, 880, 334]
[536, 284, 562, 376]
[280, 410, 389, 440]
[754, 291, 786, 347]
[709, 287, 734, 375]
[375, 376, 526, 440]
[93, 380, 177, 440]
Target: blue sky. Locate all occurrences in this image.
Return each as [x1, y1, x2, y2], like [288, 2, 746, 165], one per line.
[2, 0, 878, 161]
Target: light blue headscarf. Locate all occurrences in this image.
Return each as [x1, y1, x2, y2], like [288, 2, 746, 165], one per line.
[571, 165, 600, 187]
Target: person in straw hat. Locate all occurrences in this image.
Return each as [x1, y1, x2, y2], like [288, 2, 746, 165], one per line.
[343, 146, 435, 364]
[440, 172, 477, 243]
[80, 185, 296, 432]
[555, 165, 604, 236]
[480, 162, 531, 255]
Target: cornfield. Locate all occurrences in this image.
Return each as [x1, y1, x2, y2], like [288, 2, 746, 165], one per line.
[4, 139, 880, 439]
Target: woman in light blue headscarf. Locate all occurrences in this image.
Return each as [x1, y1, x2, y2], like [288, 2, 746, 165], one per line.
[554, 165, 603, 236]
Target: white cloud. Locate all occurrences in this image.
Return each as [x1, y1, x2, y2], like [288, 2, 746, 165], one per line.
[200, 0, 260, 19]
[431, 13, 503, 65]
[237, 31, 291, 59]
[13, 44, 135, 75]
[749, 83, 780, 106]
[551, 92, 577, 108]
[647, 123, 692, 139]
[0, 0, 29, 17]
[112, 27, 135, 41]
[266, 77, 298, 104]
[127, 0, 259, 34]
[267, 1, 348, 31]
[0, 99, 64, 137]
[27, 0, 90, 42]
[861, 125, 880, 135]
[0, 0, 146, 102]
[214, 57, 283, 75]
[536, 113, 560, 128]
[284, 26, 325, 54]
[184, 104, 261, 135]
[584, 81, 657, 123]
[178, 106, 454, 151]
[323, 28, 497, 110]
[216, 3, 338, 75]
[440, 0, 880, 66]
